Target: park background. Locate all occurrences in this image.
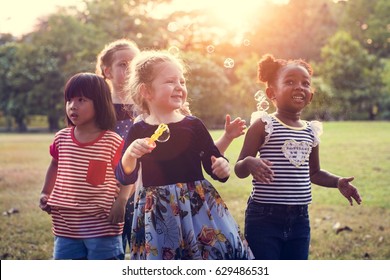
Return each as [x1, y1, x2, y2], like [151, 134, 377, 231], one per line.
[0, 0, 389, 260]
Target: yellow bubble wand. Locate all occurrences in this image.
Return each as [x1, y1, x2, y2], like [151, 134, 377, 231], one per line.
[149, 123, 169, 144]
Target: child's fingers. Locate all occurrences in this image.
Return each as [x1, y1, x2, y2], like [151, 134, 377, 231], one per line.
[225, 114, 231, 125]
[351, 189, 362, 205]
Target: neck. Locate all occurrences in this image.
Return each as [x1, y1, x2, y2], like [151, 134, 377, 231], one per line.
[274, 109, 303, 127]
[112, 89, 132, 104]
[146, 110, 184, 125]
[73, 124, 103, 143]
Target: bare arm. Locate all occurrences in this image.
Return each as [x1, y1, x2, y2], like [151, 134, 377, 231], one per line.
[39, 159, 58, 213]
[234, 119, 274, 182]
[108, 184, 132, 224]
[309, 145, 362, 205]
[214, 114, 246, 155]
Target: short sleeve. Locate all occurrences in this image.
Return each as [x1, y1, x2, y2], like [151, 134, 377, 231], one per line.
[310, 120, 323, 147]
[250, 111, 273, 146]
[194, 117, 228, 182]
[49, 141, 58, 160]
[111, 140, 124, 169]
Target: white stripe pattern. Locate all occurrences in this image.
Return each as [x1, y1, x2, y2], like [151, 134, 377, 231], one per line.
[251, 116, 316, 205]
[48, 128, 124, 238]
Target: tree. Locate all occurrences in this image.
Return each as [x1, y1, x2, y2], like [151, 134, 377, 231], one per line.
[26, 13, 109, 130]
[247, 0, 340, 62]
[365, 0, 390, 58]
[0, 43, 19, 131]
[318, 31, 383, 119]
[379, 59, 390, 119]
[183, 51, 230, 128]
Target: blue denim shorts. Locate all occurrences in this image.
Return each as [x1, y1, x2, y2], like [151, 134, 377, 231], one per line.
[53, 235, 124, 260]
[244, 200, 310, 260]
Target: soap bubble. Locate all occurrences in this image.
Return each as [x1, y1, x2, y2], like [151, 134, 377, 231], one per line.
[157, 127, 170, 142]
[168, 46, 180, 56]
[224, 58, 235, 68]
[254, 90, 269, 111]
[167, 22, 178, 32]
[206, 45, 215, 53]
[243, 39, 251, 46]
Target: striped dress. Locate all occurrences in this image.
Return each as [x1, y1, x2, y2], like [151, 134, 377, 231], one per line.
[250, 112, 322, 205]
[47, 127, 124, 238]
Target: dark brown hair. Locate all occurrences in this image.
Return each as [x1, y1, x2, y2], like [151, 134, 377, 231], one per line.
[64, 73, 116, 130]
[258, 54, 313, 87]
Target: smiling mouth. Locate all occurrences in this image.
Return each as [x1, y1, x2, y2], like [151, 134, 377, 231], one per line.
[292, 95, 304, 102]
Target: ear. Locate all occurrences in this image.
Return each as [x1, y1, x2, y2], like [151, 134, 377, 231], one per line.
[265, 87, 275, 100]
[103, 67, 112, 79]
[140, 83, 152, 100]
[308, 91, 314, 103]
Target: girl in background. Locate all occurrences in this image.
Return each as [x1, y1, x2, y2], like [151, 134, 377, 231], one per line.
[96, 39, 140, 259]
[234, 54, 361, 260]
[39, 73, 130, 260]
[116, 50, 251, 260]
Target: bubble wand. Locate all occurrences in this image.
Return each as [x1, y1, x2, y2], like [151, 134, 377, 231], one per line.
[149, 123, 169, 144]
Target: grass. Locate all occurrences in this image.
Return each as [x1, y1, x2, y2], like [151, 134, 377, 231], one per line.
[0, 122, 389, 260]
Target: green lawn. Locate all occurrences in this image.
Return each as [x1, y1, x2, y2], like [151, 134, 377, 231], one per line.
[0, 121, 389, 259]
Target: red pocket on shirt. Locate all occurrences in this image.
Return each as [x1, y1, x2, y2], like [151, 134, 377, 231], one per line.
[86, 160, 107, 186]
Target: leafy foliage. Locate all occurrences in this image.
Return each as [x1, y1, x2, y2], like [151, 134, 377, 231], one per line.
[1, 0, 390, 131]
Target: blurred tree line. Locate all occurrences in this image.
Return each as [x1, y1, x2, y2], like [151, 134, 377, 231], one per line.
[1, 0, 390, 132]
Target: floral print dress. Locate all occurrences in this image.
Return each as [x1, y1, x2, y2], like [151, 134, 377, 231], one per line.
[116, 116, 251, 260]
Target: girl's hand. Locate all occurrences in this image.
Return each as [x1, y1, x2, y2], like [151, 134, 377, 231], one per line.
[211, 156, 230, 179]
[39, 193, 51, 214]
[224, 114, 246, 140]
[107, 198, 126, 224]
[127, 138, 155, 158]
[337, 177, 362, 206]
[246, 157, 274, 184]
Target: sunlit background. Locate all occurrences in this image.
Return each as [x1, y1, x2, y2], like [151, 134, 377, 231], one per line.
[1, 0, 389, 133]
[0, 0, 290, 37]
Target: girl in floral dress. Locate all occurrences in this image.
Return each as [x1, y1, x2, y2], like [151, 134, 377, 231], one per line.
[116, 50, 251, 260]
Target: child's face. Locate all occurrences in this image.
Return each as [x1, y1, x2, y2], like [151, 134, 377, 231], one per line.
[272, 64, 313, 113]
[105, 48, 138, 93]
[147, 61, 187, 113]
[66, 96, 96, 127]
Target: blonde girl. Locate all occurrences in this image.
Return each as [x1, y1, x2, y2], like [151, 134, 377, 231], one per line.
[116, 50, 251, 260]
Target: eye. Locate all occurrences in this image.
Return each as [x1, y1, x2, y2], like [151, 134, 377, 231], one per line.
[303, 81, 311, 87]
[285, 80, 294, 86]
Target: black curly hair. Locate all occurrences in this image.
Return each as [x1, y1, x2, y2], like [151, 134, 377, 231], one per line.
[258, 54, 313, 87]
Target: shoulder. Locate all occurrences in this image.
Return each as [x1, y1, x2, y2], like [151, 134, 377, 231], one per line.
[308, 120, 323, 146]
[248, 112, 269, 132]
[246, 113, 271, 148]
[103, 130, 124, 145]
[250, 111, 272, 126]
[105, 130, 123, 139]
[182, 115, 200, 123]
[54, 127, 72, 139]
[182, 116, 209, 131]
[131, 119, 150, 131]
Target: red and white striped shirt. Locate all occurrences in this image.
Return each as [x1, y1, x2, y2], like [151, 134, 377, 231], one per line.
[47, 127, 124, 238]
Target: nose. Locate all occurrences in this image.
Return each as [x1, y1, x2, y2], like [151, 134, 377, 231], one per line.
[295, 84, 304, 91]
[68, 100, 77, 109]
[175, 83, 185, 92]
